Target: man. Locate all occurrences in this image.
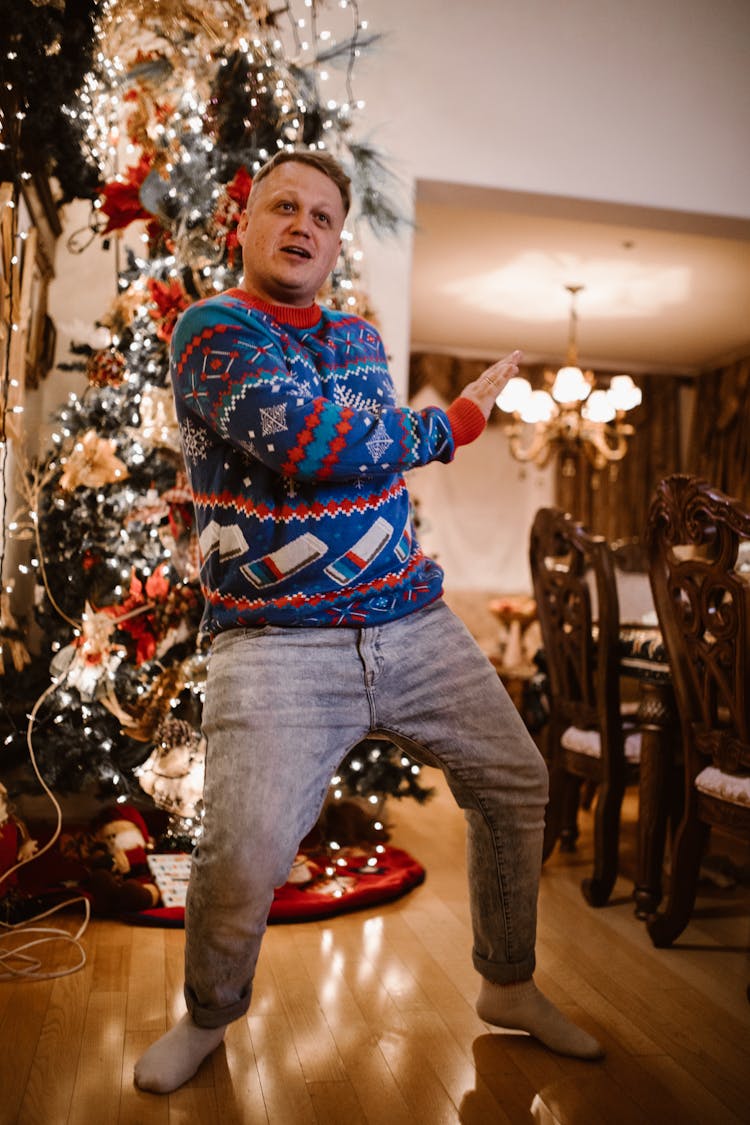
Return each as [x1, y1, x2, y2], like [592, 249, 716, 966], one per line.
[135, 150, 603, 1094]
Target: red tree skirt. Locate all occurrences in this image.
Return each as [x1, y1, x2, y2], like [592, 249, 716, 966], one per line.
[127, 845, 425, 927]
[11, 841, 425, 928]
[276, 845, 425, 923]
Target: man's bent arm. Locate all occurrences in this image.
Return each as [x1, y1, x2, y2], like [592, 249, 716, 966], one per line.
[171, 305, 493, 482]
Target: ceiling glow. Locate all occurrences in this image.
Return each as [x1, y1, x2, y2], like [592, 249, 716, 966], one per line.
[443, 251, 691, 320]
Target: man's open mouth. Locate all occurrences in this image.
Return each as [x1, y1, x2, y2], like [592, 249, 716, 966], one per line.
[282, 245, 312, 259]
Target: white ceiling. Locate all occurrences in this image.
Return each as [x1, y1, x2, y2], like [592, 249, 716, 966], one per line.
[409, 180, 750, 377]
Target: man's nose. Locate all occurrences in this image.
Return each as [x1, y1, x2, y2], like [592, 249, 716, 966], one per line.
[289, 210, 313, 235]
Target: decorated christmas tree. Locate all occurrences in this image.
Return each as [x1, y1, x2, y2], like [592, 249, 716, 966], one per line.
[2, 1, 432, 873]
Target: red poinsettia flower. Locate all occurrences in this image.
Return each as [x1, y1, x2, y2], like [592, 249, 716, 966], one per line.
[226, 165, 253, 207]
[99, 154, 155, 234]
[221, 166, 253, 265]
[81, 549, 101, 571]
[106, 572, 152, 663]
[146, 278, 191, 342]
[133, 628, 157, 665]
[104, 564, 198, 665]
[145, 566, 170, 602]
[106, 566, 166, 665]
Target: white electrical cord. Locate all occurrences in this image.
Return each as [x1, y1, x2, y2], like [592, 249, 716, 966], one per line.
[0, 896, 90, 981]
[0, 677, 91, 981]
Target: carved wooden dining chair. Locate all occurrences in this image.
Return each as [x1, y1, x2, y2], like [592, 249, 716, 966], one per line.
[645, 474, 750, 947]
[529, 507, 641, 906]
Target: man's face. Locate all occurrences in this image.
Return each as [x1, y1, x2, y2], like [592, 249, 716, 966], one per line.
[237, 161, 346, 307]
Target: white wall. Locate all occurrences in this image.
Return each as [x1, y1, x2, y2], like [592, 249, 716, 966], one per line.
[26, 203, 122, 457]
[353, 0, 750, 385]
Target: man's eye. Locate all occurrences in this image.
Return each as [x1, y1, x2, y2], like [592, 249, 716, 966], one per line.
[317, 213, 330, 225]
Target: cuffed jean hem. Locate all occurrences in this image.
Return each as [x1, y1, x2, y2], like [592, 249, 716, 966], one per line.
[185, 987, 249, 1029]
[472, 948, 535, 985]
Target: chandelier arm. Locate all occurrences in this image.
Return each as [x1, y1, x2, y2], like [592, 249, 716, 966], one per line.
[581, 421, 635, 465]
[507, 420, 556, 466]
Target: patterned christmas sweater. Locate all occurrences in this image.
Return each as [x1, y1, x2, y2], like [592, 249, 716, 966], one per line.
[170, 288, 483, 634]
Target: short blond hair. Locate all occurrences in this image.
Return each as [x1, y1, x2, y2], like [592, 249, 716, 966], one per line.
[250, 150, 351, 216]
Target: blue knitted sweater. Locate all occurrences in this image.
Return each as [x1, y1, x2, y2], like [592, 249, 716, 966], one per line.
[170, 288, 481, 634]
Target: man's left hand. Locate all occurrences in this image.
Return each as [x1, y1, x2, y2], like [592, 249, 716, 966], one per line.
[460, 350, 522, 420]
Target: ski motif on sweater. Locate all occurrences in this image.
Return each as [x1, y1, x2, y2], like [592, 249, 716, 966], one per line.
[170, 288, 455, 633]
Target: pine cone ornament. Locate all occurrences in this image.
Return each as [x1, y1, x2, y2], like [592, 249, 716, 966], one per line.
[137, 715, 205, 819]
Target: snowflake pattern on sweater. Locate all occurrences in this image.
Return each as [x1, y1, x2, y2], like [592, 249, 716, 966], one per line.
[170, 288, 455, 632]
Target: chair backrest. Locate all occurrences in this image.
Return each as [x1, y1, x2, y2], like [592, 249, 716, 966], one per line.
[529, 507, 621, 735]
[646, 474, 750, 776]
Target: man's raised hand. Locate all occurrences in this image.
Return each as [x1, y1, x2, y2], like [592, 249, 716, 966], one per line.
[460, 350, 522, 420]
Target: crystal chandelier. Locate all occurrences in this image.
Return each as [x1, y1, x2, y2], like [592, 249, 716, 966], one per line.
[495, 284, 642, 471]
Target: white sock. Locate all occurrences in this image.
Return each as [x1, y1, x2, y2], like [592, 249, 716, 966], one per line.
[476, 978, 604, 1060]
[134, 1012, 227, 1094]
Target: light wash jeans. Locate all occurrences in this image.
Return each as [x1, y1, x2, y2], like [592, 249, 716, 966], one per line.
[184, 598, 549, 1028]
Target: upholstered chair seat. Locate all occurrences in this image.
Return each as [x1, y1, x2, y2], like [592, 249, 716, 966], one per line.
[561, 726, 642, 763]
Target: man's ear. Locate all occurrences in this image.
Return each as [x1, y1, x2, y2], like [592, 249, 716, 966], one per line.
[236, 209, 249, 244]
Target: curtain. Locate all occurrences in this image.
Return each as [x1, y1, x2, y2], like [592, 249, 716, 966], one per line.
[688, 356, 750, 505]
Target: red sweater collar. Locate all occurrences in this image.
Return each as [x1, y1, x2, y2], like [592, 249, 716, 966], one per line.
[225, 288, 322, 328]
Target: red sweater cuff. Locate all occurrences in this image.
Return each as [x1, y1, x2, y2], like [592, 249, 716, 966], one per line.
[445, 397, 486, 448]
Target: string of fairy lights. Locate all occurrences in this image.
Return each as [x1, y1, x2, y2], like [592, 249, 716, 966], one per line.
[81, 1, 372, 186]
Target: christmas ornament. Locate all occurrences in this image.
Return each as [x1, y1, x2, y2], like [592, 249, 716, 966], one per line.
[49, 601, 127, 701]
[136, 716, 205, 819]
[104, 285, 154, 335]
[61, 805, 161, 915]
[104, 0, 229, 45]
[86, 347, 127, 388]
[124, 487, 170, 527]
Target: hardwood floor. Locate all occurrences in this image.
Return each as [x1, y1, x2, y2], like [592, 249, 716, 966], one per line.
[2, 774, 748, 1124]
